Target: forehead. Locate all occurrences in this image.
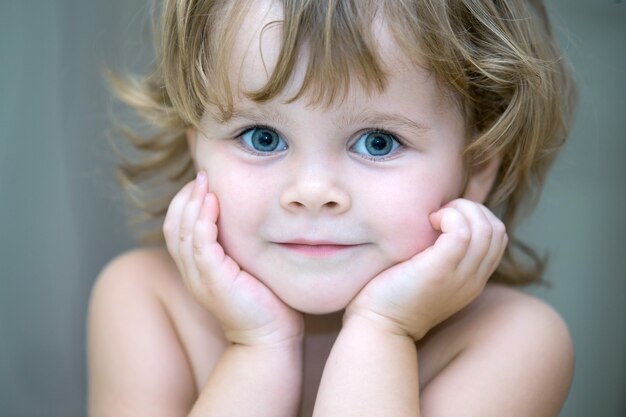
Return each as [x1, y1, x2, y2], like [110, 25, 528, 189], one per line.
[230, 0, 282, 91]
[228, 0, 428, 106]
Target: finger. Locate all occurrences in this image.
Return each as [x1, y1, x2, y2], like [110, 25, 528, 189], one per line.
[475, 204, 508, 279]
[178, 171, 208, 279]
[163, 180, 196, 269]
[447, 199, 494, 275]
[427, 205, 472, 270]
[186, 192, 221, 295]
[192, 192, 227, 277]
[192, 193, 284, 327]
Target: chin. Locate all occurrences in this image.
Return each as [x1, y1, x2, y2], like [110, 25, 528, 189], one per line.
[296, 303, 346, 315]
[282, 291, 352, 315]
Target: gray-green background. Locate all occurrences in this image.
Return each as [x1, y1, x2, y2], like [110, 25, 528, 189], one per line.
[0, 1, 624, 416]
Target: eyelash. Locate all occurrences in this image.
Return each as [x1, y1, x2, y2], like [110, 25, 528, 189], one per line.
[233, 124, 405, 160]
[351, 127, 404, 162]
[234, 124, 287, 156]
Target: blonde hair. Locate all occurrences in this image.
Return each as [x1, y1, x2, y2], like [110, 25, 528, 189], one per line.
[109, 0, 576, 285]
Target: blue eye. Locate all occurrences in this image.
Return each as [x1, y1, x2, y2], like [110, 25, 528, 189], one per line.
[240, 127, 287, 153]
[351, 130, 400, 158]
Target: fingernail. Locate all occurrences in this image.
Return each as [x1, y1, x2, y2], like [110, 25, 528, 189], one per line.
[197, 171, 206, 183]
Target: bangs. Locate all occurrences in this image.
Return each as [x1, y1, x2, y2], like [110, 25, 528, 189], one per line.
[248, 0, 388, 105]
[205, 0, 391, 118]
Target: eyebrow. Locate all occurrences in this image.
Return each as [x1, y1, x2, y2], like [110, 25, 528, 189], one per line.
[336, 110, 432, 134]
[226, 105, 431, 134]
[228, 106, 293, 128]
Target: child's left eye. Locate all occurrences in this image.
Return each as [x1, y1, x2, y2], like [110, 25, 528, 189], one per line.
[351, 130, 401, 159]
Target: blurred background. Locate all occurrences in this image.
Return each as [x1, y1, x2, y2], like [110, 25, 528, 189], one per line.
[0, 0, 624, 416]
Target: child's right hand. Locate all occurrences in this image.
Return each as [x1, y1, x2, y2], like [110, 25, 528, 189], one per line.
[163, 172, 304, 347]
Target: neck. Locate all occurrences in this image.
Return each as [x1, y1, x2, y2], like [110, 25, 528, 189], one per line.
[300, 311, 343, 416]
[304, 310, 344, 335]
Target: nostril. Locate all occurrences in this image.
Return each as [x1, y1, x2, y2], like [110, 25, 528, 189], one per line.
[280, 186, 351, 213]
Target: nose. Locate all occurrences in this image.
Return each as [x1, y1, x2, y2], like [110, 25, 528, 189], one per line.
[279, 163, 351, 215]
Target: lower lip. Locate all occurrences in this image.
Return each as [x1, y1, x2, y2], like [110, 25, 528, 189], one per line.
[277, 243, 360, 258]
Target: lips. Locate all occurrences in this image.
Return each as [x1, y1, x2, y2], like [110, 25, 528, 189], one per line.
[276, 240, 364, 258]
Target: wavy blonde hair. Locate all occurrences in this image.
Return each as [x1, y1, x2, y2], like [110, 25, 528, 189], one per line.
[109, 0, 576, 285]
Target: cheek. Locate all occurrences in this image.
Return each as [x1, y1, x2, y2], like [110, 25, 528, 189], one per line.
[209, 174, 263, 239]
[365, 168, 462, 262]
[378, 199, 439, 262]
[200, 151, 266, 230]
[204, 165, 277, 270]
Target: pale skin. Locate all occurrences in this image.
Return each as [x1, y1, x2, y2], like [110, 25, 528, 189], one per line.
[88, 1, 574, 416]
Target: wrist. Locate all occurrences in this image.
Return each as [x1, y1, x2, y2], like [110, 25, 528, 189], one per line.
[226, 328, 305, 352]
[226, 341, 304, 361]
[225, 336, 304, 373]
[342, 310, 415, 340]
[224, 312, 305, 348]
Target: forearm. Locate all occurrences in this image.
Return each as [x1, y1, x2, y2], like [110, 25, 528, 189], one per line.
[189, 340, 303, 417]
[313, 316, 421, 417]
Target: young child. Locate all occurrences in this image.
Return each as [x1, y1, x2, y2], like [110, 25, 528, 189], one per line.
[88, 0, 577, 416]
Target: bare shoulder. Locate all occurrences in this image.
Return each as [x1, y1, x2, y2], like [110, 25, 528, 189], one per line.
[461, 283, 573, 342]
[91, 247, 192, 307]
[467, 283, 574, 364]
[88, 248, 225, 417]
[419, 283, 574, 417]
[95, 246, 178, 282]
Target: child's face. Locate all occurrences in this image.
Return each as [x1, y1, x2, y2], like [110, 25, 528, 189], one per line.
[190, 2, 467, 314]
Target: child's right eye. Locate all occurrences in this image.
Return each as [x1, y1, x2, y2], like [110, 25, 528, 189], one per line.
[239, 126, 288, 154]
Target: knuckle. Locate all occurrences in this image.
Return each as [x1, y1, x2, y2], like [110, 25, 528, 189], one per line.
[456, 229, 472, 244]
[192, 239, 206, 256]
[493, 219, 506, 235]
[179, 227, 192, 243]
[476, 224, 493, 239]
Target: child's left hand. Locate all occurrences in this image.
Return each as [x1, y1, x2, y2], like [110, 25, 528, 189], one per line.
[344, 198, 508, 340]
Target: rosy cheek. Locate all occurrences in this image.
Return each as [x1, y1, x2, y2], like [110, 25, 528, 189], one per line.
[382, 214, 438, 263]
[372, 190, 443, 262]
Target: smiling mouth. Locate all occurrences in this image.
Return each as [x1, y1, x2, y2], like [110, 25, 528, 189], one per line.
[276, 242, 364, 257]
